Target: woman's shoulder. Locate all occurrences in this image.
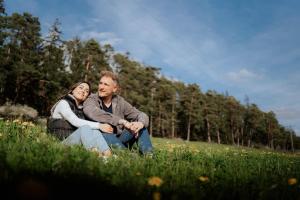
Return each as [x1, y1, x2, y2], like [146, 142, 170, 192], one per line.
[55, 99, 70, 109]
[50, 99, 70, 116]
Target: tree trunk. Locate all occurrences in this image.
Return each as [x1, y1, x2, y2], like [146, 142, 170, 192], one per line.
[171, 95, 175, 138]
[162, 118, 165, 138]
[149, 115, 153, 136]
[248, 129, 252, 147]
[230, 119, 235, 145]
[85, 55, 91, 82]
[267, 123, 271, 148]
[270, 132, 274, 149]
[187, 114, 191, 141]
[236, 129, 240, 146]
[187, 95, 194, 141]
[206, 117, 211, 143]
[149, 89, 154, 136]
[241, 127, 244, 146]
[217, 129, 221, 144]
[158, 101, 161, 136]
[290, 132, 294, 152]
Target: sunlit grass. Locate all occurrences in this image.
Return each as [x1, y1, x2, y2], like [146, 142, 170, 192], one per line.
[1, 119, 300, 199]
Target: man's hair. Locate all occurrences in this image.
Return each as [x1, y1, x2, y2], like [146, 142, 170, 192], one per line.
[99, 70, 119, 86]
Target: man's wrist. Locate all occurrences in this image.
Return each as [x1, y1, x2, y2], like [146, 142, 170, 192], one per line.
[119, 119, 129, 126]
[138, 121, 144, 128]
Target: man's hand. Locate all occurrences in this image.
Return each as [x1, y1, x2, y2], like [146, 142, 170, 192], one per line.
[121, 120, 131, 129]
[120, 119, 144, 137]
[99, 123, 113, 133]
[129, 122, 144, 134]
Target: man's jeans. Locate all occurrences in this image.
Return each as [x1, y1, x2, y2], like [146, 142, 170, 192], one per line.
[102, 128, 153, 154]
[62, 125, 110, 152]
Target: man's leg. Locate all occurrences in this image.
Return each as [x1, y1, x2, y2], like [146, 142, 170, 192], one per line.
[136, 128, 153, 154]
[102, 133, 126, 149]
[118, 128, 153, 154]
[118, 130, 135, 149]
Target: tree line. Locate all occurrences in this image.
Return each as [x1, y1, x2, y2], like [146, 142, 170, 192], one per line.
[0, 0, 299, 150]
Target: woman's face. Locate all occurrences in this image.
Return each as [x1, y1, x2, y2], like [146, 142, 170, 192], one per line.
[72, 83, 90, 103]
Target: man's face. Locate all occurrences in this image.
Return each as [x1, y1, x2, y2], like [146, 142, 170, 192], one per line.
[98, 76, 118, 98]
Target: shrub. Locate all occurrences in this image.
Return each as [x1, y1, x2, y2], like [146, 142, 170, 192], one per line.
[0, 102, 38, 120]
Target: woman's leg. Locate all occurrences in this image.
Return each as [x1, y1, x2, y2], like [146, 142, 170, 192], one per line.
[62, 126, 87, 145]
[62, 125, 111, 154]
[80, 129, 111, 153]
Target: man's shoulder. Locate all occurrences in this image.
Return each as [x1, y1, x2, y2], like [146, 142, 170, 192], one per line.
[84, 93, 100, 106]
[87, 93, 99, 100]
[113, 95, 129, 104]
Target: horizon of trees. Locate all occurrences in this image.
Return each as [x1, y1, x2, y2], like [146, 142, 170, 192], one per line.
[0, 0, 299, 150]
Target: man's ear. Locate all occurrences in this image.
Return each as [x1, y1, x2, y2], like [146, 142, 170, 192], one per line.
[113, 85, 118, 93]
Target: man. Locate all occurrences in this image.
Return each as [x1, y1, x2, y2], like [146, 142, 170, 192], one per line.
[83, 70, 153, 155]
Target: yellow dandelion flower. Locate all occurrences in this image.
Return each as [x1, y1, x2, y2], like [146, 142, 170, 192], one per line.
[40, 132, 47, 137]
[153, 191, 161, 200]
[22, 122, 29, 126]
[199, 176, 209, 182]
[13, 119, 21, 123]
[136, 172, 141, 176]
[90, 147, 98, 153]
[288, 178, 297, 185]
[148, 176, 163, 187]
[0, 133, 2, 137]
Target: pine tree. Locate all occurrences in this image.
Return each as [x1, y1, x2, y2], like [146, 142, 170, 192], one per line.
[0, 0, 8, 102]
[38, 18, 69, 114]
[180, 84, 203, 141]
[4, 12, 42, 107]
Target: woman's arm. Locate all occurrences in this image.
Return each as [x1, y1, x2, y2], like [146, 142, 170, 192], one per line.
[55, 100, 101, 129]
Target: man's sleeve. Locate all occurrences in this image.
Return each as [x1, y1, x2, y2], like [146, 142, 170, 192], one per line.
[83, 95, 122, 126]
[122, 99, 149, 127]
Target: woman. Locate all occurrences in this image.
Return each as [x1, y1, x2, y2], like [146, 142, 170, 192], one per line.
[47, 81, 112, 157]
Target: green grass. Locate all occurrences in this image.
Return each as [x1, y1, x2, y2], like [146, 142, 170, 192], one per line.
[0, 119, 300, 199]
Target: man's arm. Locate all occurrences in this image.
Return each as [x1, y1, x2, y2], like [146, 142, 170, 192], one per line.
[121, 98, 149, 128]
[83, 94, 122, 126]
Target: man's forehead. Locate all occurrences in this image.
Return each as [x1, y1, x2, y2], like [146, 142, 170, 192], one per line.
[100, 76, 112, 81]
[100, 76, 116, 84]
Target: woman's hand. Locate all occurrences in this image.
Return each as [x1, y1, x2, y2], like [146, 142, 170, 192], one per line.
[99, 123, 113, 133]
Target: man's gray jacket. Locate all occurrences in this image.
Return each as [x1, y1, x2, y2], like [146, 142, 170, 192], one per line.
[83, 93, 149, 134]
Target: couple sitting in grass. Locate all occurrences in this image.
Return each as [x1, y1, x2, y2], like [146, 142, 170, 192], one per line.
[47, 71, 153, 157]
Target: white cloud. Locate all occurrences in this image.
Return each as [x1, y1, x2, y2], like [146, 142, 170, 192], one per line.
[226, 68, 263, 82]
[86, 0, 300, 135]
[273, 107, 300, 136]
[81, 31, 122, 46]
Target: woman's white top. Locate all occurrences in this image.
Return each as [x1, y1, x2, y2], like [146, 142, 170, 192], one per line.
[51, 99, 100, 129]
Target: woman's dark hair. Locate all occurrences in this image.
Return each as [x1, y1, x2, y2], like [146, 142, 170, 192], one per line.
[57, 81, 91, 101]
[67, 81, 92, 96]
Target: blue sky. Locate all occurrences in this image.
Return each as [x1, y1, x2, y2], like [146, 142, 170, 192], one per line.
[5, 0, 300, 135]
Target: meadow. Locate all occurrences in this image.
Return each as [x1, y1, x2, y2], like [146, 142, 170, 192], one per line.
[0, 119, 300, 200]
